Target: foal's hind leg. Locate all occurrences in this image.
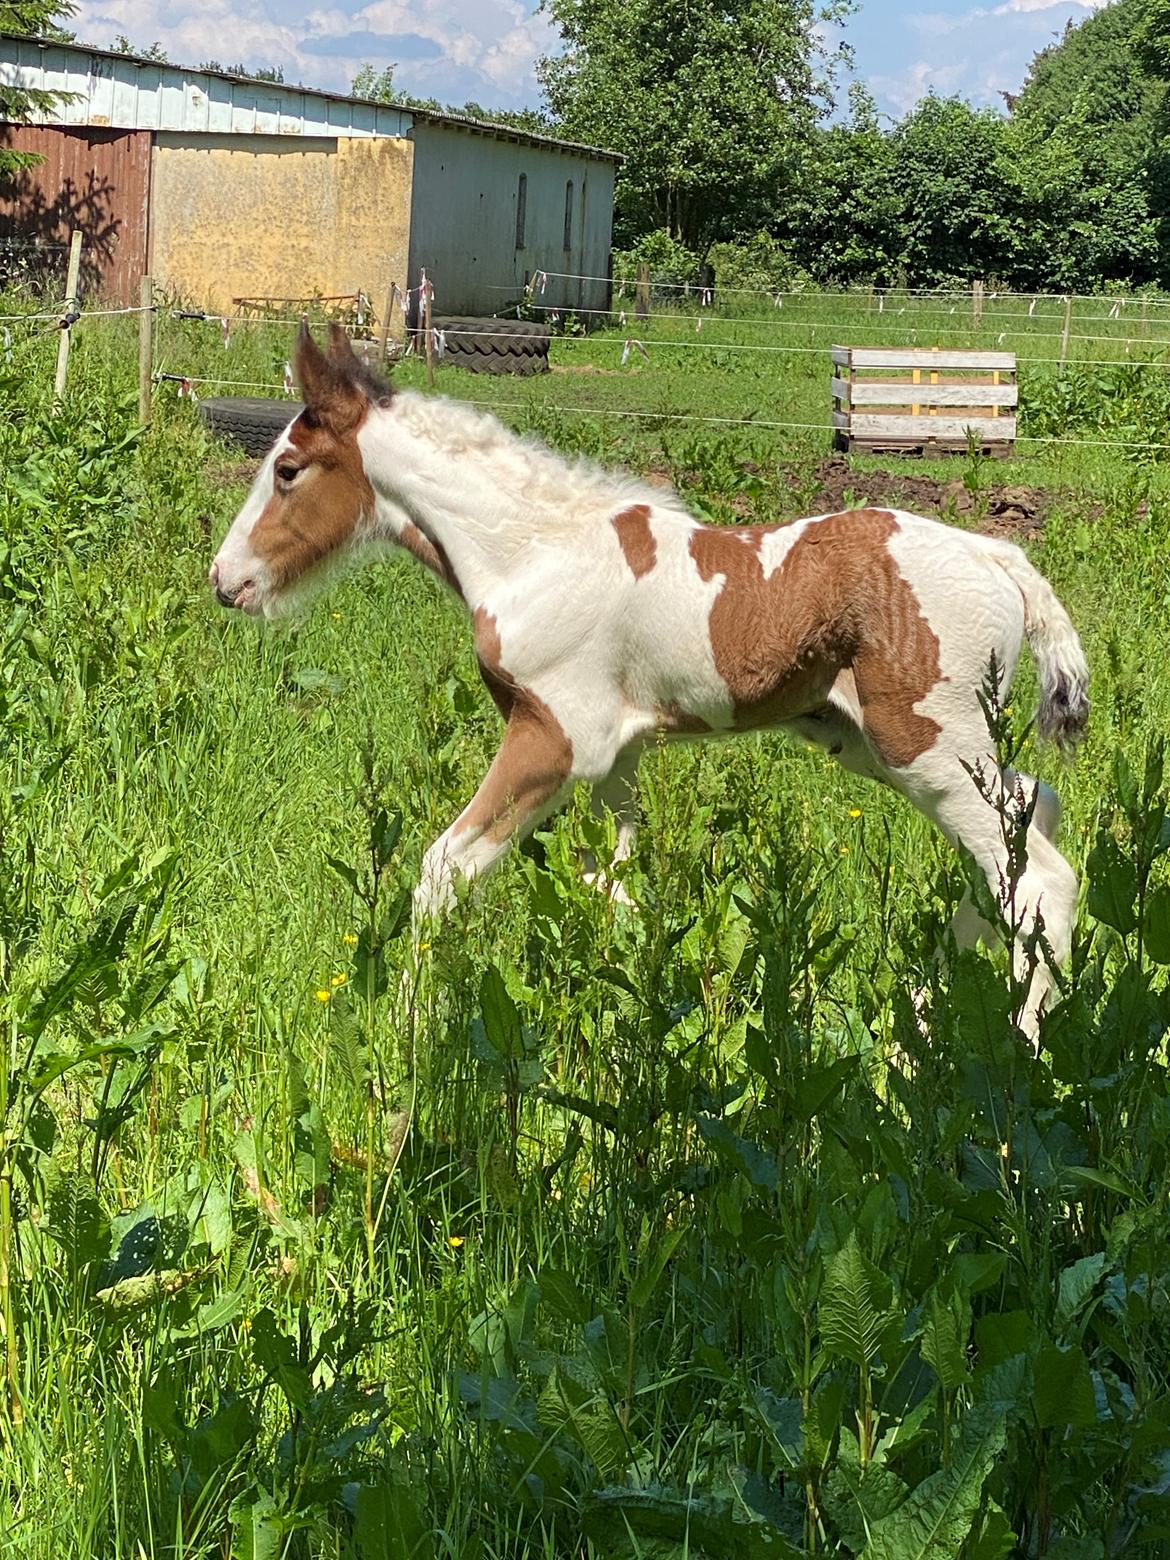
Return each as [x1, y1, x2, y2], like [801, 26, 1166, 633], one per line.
[895, 748, 1077, 1045]
[584, 750, 640, 904]
[947, 772, 1062, 953]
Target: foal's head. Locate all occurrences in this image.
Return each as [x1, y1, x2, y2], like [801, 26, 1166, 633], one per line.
[209, 323, 393, 618]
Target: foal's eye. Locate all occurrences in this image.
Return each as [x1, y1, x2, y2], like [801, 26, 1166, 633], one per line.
[276, 463, 300, 484]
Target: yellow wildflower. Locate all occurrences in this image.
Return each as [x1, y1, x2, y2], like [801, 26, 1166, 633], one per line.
[315, 988, 332, 1002]
[840, 845, 850, 856]
[849, 807, 862, 819]
[331, 971, 348, 986]
[447, 1235, 465, 1249]
[343, 933, 358, 946]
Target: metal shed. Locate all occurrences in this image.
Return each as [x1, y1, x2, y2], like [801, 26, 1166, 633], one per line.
[0, 33, 619, 314]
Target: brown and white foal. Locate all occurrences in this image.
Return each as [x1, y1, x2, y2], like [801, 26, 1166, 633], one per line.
[211, 325, 1089, 1039]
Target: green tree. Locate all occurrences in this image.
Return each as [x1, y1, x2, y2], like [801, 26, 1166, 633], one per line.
[537, 0, 848, 254]
[886, 95, 1022, 284]
[0, 2, 76, 172]
[780, 83, 901, 284]
[351, 63, 399, 103]
[112, 34, 167, 60]
[201, 60, 285, 83]
[1006, 0, 1164, 287]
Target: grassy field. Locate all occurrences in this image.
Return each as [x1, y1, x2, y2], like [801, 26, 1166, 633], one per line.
[0, 287, 1169, 1558]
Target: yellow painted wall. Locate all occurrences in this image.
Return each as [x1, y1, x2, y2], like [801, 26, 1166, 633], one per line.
[149, 133, 413, 325]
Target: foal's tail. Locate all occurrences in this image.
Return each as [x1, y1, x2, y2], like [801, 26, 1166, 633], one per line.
[982, 539, 1090, 753]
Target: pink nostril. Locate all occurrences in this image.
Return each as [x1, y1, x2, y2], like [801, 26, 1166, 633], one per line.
[209, 560, 221, 587]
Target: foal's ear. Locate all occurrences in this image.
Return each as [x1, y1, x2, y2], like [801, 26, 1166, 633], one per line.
[294, 321, 366, 434]
[325, 322, 361, 370]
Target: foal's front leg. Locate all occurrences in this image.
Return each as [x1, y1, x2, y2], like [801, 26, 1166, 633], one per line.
[414, 701, 575, 921]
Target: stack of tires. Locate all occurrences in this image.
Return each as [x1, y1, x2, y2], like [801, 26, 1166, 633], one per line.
[432, 316, 550, 376]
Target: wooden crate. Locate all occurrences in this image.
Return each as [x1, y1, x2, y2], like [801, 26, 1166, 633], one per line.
[831, 346, 1017, 457]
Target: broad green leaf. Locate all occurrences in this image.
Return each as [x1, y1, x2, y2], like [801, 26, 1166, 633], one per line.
[861, 1400, 1007, 1560]
[1086, 833, 1137, 935]
[43, 1163, 108, 1277]
[480, 963, 522, 1058]
[793, 1055, 861, 1123]
[755, 1389, 804, 1468]
[582, 1483, 802, 1557]
[188, 1397, 258, 1486]
[953, 1252, 1007, 1296]
[920, 1285, 969, 1392]
[819, 1232, 896, 1368]
[825, 1457, 910, 1551]
[628, 1224, 685, 1308]
[1033, 1343, 1096, 1428]
[1144, 883, 1170, 964]
[250, 1309, 311, 1412]
[353, 1481, 435, 1560]
[538, 1367, 628, 1476]
[230, 1492, 283, 1560]
[539, 1265, 590, 1325]
[696, 1114, 780, 1191]
[1056, 1252, 1107, 1332]
[961, 1500, 1017, 1560]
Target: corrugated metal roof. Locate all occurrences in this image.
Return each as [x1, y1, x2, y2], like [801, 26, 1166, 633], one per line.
[0, 32, 623, 162]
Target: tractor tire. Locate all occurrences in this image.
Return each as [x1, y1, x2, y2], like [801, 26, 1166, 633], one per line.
[199, 397, 301, 456]
[432, 316, 550, 376]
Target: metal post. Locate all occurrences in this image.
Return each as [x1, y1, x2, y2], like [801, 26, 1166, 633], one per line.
[138, 274, 153, 425]
[421, 269, 434, 391]
[52, 229, 83, 404]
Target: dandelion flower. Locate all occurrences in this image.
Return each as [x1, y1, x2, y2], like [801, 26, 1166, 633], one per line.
[849, 807, 862, 819]
[315, 988, 332, 1002]
[331, 971, 348, 987]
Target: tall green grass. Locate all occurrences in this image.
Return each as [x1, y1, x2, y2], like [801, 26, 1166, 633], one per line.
[0, 292, 1168, 1557]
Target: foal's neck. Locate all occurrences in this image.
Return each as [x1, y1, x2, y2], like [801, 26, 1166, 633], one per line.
[365, 395, 550, 607]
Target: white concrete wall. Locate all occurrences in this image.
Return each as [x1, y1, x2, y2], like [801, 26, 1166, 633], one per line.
[407, 122, 615, 319]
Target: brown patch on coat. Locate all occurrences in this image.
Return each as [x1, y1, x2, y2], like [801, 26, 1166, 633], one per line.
[457, 608, 574, 842]
[249, 411, 375, 587]
[612, 504, 657, 579]
[688, 509, 942, 768]
[400, 520, 463, 599]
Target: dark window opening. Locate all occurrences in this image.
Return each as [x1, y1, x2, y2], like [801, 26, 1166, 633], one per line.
[563, 179, 574, 250]
[515, 173, 527, 250]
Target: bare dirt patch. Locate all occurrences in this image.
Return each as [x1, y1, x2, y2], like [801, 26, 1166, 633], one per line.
[795, 456, 1051, 541]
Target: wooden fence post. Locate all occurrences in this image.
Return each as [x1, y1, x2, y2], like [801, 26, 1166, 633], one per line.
[1060, 296, 1072, 367]
[52, 229, 82, 404]
[138, 274, 153, 426]
[378, 280, 399, 363]
[972, 279, 984, 327]
[635, 263, 650, 319]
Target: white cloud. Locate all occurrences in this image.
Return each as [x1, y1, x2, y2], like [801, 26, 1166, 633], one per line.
[859, 0, 1113, 117]
[69, 0, 556, 108]
[870, 58, 963, 112]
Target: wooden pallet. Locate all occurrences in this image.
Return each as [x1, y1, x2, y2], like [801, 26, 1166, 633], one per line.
[831, 346, 1017, 457]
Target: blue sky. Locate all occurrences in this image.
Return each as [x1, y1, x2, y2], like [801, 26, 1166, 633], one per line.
[70, 0, 1110, 119]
